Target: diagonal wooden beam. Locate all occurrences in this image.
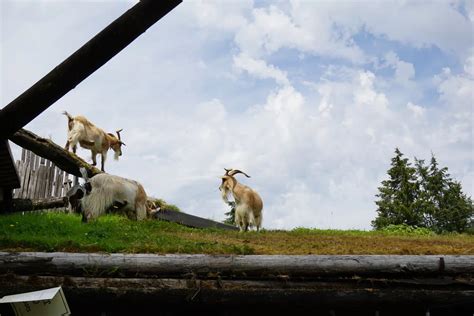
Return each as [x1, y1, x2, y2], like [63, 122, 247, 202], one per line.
[9, 128, 101, 178]
[0, 0, 181, 138]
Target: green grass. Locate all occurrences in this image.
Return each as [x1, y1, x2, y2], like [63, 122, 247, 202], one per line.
[1, 212, 473, 255]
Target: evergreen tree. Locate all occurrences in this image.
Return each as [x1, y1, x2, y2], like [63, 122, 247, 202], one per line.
[414, 157, 437, 228]
[374, 149, 473, 233]
[223, 201, 236, 225]
[423, 155, 473, 232]
[372, 148, 421, 229]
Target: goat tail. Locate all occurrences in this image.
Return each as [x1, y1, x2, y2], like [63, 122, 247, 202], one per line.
[62, 111, 74, 130]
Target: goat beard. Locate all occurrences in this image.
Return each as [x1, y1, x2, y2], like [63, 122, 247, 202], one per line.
[114, 151, 120, 160]
[221, 187, 233, 205]
[221, 188, 234, 205]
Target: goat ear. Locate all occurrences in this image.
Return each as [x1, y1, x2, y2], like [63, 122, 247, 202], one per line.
[120, 141, 126, 146]
[84, 182, 92, 194]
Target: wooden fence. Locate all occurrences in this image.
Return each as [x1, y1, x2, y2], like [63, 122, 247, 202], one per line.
[13, 148, 76, 199]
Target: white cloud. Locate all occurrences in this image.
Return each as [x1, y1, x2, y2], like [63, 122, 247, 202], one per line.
[406, 102, 426, 118]
[288, 1, 473, 61]
[464, 54, 474, 78]
[191, 0, 253, 32]
[383, 51, 416, 85]
[235, 4, 365, 63]
[233, 53, 290, 86]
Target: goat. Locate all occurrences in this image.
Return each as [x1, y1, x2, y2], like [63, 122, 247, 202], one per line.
[71, 168, 149, 222]
[63, 111, 125, 172]
[219, 168, 263, 232]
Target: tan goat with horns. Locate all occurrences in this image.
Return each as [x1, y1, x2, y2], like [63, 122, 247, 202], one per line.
[63, 111, 125, 172]
[220, 168, 263, 232]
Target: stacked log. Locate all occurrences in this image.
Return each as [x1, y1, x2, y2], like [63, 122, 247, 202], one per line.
[0, 252, 472, 315]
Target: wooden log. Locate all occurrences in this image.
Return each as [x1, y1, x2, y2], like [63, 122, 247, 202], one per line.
[8, 197, 68, 212]
[0, 274, 472, 310]
[0, 0, 182, 138]
[154, 209, 238, 231]
[9, 128, 101, 178]
[0, 252, 472, 279]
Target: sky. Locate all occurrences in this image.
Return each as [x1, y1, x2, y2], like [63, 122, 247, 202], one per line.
[1, 0, 473, 230]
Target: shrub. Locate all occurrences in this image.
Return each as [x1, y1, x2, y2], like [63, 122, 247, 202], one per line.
[379, 224, 434, 236]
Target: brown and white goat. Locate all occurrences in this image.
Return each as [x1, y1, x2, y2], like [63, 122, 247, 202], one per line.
[219, 168, 263, 232]
[63, 111, 125, 172]
[73, 169, 149, 222]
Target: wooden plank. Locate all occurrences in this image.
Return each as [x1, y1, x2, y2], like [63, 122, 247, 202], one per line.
[31, 154, 40, 199]
[19, 159, 27, 198]
[13, 160, 22, 198]
[39, 157, 46, 198]
[56, 167, 64, 197]
[38, 165, 48, 198]
[44, 159, 53, 197]
[20, 153, 31, 198]
[10, 128, 101, 178]
[27, 154, 38, 199]
[155, 210, 238, 231]
[0, 253, 472, 279]
[54, 168, 63, 197]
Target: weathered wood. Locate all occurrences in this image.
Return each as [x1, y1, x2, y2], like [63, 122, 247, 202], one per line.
[154, 209, 239, 231]
[0, 253, 472, 279]
[0, 274, 472, 306]
[8, 197, 68, 212]
[10, 128, 101, 178]
[13, 148, 75, 199]
[0, 253, 472, 313]
[0, 0, 182, 138]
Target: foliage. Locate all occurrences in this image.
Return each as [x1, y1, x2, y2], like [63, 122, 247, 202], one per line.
[1, 213, 473, 255]
[373, 148, 473, 233]
[378, 224, 434, 236]
[372, 148, 421, 229]
[223, 201, 236, 225]
[149, 198, 181, 212]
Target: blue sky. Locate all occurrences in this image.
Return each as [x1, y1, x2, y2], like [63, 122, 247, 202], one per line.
[1, 0, 473, 229]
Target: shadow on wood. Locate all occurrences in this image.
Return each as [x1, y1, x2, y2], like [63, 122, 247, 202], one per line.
[154, 209, 238, 231]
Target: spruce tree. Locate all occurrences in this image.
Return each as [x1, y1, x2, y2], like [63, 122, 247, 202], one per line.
[423, 155, 473, 233]
[223, 201, 236, 225]
[374, 150, 473, 233]
[372, 148, 421, 229]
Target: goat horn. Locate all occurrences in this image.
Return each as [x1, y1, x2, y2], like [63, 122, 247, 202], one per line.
[228, 169, 251, 178]
[116, 129, 123, 140]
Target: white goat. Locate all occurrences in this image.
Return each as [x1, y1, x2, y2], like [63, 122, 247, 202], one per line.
[219, 168, 263, 232]
[75, 169, 149, 222]
[63, 111, 125, 172]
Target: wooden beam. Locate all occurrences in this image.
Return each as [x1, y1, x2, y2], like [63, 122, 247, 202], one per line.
[1, 252, 473, 279]
[5, 197, 68, 213]
[9, 128, 101, 178]
[154, 209, 239, 231]
[0, 0, 182, 138]
[0, 274, 472, 308]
